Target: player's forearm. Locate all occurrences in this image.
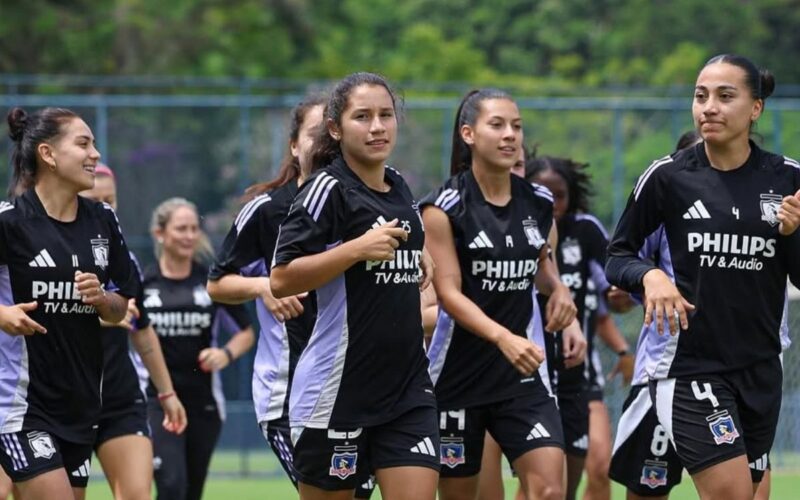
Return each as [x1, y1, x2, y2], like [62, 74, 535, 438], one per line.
[271, 240, 364, 297]
[131, 325, 174, 394]
[223, 327, 256, 361]
[534, 252, 565, 296]
[596, 314, 629, 353]
[95, 292, 130, 324]
[207, 275, 268, 304]
[437, 286, 512, 345]
[605, 254, 655, 294]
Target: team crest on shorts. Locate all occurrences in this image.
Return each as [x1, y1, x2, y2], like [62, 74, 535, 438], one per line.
[329, 446, 358, 479]
[640, 460, 668, 489]
[760, 193, 782, 227]
[440, 438, 466, 468]
[706, 410, 739, 445]
[90, 237, 109, 270]
[27, 431, 56, 460]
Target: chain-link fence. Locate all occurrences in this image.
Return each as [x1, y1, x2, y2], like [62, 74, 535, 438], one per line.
[2, 81, 799, 476]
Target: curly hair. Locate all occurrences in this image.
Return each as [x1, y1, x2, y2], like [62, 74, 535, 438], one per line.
[525, 153, 593, 214]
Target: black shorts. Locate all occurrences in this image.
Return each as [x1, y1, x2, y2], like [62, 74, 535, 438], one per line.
[609, 384, 683, 496]
[263, 415, 377, 497]
[558, 390, 589, 457]
[438, 390, 564, 478]
[94, 401, 150, 449]
[0, 430, 93, 488]
[652, 356, 782, 482]
[291, 405, 439, 491]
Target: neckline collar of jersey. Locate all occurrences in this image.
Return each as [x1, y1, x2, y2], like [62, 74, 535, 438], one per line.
[693, 139, 762, 173]
[465, 168, 513, 210]
[332, 155, 395, 194]
[24, 187, 83, 224]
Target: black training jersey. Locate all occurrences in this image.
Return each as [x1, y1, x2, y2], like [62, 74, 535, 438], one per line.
[543, 213, 610, 393]
[273, 157, 434, 429]
[101, 252, 152, 415]
[607, 141, 800, 379]
[143, 263, 251, 414]
[209, 181, 316, 425]
[0, 189, 137, 443]
[423, 171, 554, 410]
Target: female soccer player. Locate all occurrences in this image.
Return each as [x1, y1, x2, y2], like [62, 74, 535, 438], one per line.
[606, 54, 800, 499]
[81, 164, 187, 500]
[206, 94, 323, 482]
[422, 89, 584, 500]
[145, 197, 254, 500]
[270, 72, 439, 500]
[527, 154, 631, 500]
[0, 107, 136, 499]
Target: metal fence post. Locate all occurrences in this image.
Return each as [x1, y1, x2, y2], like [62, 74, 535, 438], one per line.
[773, 109, 783, 154]
[612, 108, 624, 223]
[95, 104, 108, 159]
[239, 82, 253, 194]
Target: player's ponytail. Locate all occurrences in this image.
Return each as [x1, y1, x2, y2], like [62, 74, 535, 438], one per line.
[6, 106, 77, 197]
[449, 88, 513, 177]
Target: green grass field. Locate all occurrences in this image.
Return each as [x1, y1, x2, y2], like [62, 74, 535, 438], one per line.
[84, 474, 800, 499]
[83, 451, 800, 499]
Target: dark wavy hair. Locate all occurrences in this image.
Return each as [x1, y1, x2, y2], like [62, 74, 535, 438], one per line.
[308, 72, 400, 173]
[6, 106, 78, 197]
[243, 93, 327, 201]
[525, 152, 593, 214]
[449, 88, 513, 176]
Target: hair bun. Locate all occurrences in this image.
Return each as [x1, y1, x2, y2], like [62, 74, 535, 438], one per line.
[7, 107, 27, 142]
[760, 69, 775, 99]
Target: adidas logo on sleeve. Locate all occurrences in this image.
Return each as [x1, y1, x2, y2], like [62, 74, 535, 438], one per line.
[683, 200, 711, 220]
[28, 249, 56, 268]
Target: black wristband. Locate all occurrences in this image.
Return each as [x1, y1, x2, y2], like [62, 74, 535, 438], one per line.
[617, 349, 629, 357]
[223, 346, 234, 364]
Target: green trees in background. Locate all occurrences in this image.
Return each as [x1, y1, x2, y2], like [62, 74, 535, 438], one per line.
[3, 0, 799, 88]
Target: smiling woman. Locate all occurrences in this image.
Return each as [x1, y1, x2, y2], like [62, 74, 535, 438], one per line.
[270, 72, 440, 500]
[0, 107, 137, 500]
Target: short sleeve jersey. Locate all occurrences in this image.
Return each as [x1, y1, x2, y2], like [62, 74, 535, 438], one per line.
[607, 142, 800, 379]
[101, 252, 152, 414]
[422, 171, 554, 410]
[273, 157, 434, 429]
[143, 263, 251, 410]
[0, 189, 136, 443]
[543, 213, 610, 393]
[209, 181, 316, 424]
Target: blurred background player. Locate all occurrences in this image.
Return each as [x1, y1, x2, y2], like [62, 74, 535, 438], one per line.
[146, 197, 254, 500]
[526, 154, 632, 500]
[80, 164, 187, 500]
